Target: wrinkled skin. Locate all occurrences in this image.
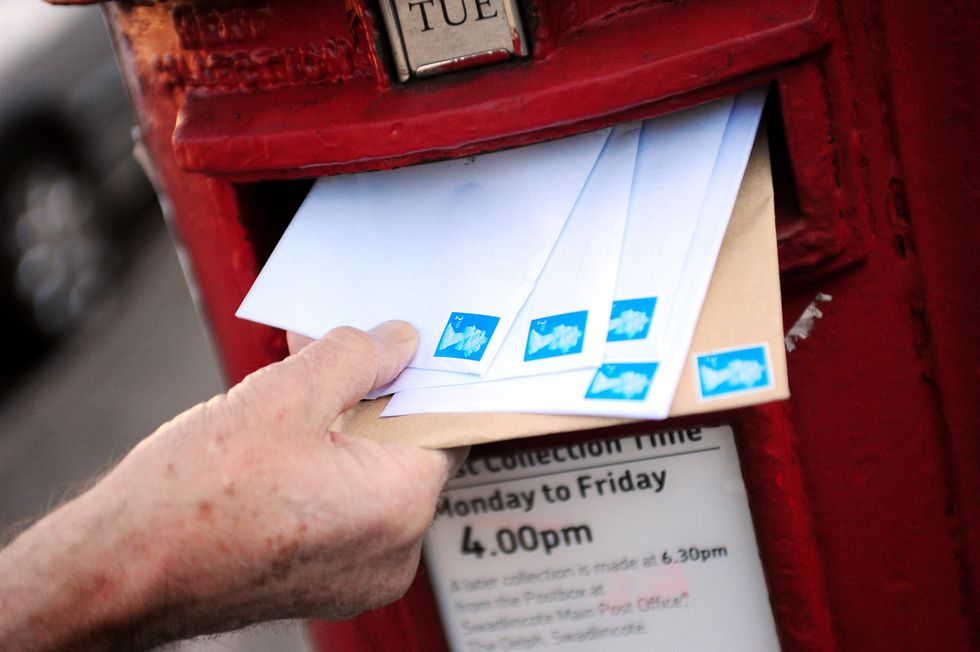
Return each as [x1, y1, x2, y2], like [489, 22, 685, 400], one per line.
[0, 321, 466, 651]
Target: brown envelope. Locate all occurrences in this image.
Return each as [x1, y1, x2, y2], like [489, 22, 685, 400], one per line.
[333, 130, 788, 448]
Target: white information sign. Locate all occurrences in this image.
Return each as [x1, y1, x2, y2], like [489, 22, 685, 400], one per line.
[423, 426, 780, 651]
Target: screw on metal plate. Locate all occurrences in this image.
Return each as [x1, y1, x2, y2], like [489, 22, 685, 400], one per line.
[378, 0, 529, 81]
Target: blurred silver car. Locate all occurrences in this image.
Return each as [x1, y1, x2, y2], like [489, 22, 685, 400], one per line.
[1, 2, 152, 368]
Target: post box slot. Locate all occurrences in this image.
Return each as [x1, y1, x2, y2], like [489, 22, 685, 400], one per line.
[173, 0, 824, 178]
[764, 93, 801, 232]
[235, 179, 314, 270]
[220, 85, 856, 284]
[233, 105, 800, 283]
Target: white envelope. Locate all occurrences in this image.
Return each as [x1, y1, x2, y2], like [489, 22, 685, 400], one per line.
[370, 122, 641, 397]
[383, 88, 766, 418]
[236, 127, 611, 374]
[605, 95, 733, 362]
[635, 87, 768, 416]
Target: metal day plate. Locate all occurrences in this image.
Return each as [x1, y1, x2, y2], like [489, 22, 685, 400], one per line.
[379, 0, 529, 81]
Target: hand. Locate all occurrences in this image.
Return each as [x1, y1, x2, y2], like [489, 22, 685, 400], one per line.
[0, 321, 467, 651]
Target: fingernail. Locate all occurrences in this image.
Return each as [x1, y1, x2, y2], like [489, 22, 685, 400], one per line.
[369, 320, 418, 348]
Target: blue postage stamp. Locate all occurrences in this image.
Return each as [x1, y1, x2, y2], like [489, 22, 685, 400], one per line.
[524, 310, 588, 361]
[435, 312, 500, 361]
[585, 362, 659, 401]
[607, 297, 657, 341]
[695, 344, 772, 400]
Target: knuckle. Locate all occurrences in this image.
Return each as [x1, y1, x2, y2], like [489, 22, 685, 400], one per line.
[318, 542, 421, 618]
[373, 546, 423, 606]
[368, 488, 431, 547]
[399, 495, 437, 543]
[319, 326, 379, 392]
[322, 326, 375, 360]
[384, 556, 422, 601]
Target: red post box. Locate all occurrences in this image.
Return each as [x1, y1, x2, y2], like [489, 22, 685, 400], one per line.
[50, 1, 979, 649]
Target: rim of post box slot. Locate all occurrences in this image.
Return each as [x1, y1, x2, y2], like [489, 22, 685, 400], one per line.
[171, 2, 825, 181]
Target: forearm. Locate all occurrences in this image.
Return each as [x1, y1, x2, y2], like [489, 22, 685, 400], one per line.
[0, 486, 163, 652]
[0, 431, 284, 652]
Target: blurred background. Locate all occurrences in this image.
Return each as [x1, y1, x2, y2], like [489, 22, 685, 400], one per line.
[0, 3, 309, 650]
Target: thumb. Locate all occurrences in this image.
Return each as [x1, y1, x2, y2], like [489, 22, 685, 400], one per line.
[247, 321, 418, 428]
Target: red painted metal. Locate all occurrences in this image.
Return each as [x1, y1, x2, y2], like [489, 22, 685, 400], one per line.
[50, 0, 979, 649]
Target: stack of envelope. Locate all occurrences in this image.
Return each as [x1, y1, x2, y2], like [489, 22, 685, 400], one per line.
[237, 88, 787, 439]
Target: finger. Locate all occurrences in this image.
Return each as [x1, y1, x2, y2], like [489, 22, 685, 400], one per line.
[286, 331, 314, 354]
[410, 445, 471, 489]
[329, 432, 468, 488]
[282, 320, 418, 425]
[363, 321, 419, 390]
[438, 446, 470, 483]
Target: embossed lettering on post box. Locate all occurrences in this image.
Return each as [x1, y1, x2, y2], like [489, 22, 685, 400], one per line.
[378, 0, 528, 81]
